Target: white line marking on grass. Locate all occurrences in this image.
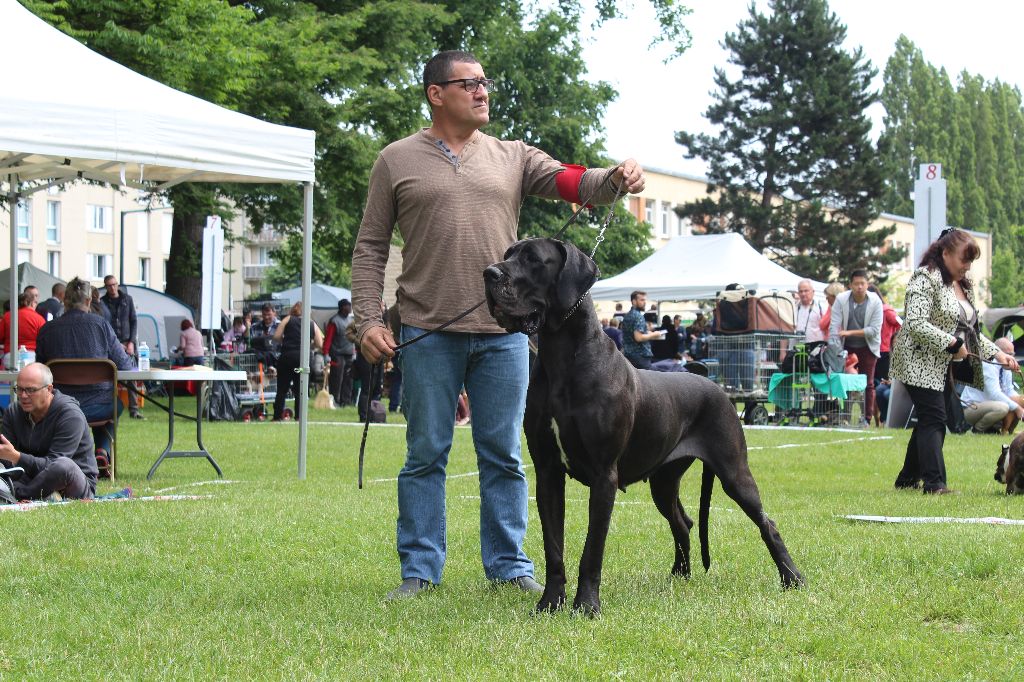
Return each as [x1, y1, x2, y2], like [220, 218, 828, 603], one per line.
[748, 435, 892, 451]
[368, 463, 534, 484]
[308, 421, 408, 428]
[153, 479, 242, 494]
[844, 514, 1024, 526]
[744, 424, 872, 433]
[453, 495, 735, 512]
[0, 494, 212, 512]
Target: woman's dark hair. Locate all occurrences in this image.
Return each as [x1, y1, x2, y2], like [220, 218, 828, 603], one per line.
[181, 319, 193, 330]
[919, 228, 980, 287]
[661, 315, 673, 328]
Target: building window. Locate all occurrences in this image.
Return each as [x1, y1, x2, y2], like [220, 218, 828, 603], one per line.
[86, 204, 112, 232]
[162, 213, 173, 254]
[89, 253, 112, 280]
[17, 249, 31, 264]
[139, 257, 150, 287]
[47, 251, 60, 277]
[46, 201, 61, 243]
[644, 199, 655, 225]
[137, 213, 150, 252]
[257, 246, 270, 265]
[661, 201, 671, 236]
[15, 199, 31, 242]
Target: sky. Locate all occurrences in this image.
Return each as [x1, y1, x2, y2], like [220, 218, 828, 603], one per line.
[578, 0, 1024, 177]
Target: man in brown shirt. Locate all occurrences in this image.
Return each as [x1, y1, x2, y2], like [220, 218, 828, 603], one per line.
[352, 49, 646, 600]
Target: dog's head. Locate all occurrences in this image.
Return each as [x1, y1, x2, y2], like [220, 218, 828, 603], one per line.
[483, 237, 599, 335]
[1001, 433, 1024, 495]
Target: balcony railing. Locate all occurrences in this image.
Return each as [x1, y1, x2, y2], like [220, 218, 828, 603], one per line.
[243, 263, 272, 280]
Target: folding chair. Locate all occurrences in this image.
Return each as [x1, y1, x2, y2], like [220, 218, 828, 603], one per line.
[46, 359, 119, 479]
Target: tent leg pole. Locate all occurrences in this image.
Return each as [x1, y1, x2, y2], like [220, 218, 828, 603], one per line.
[297, 181, 314, 480]
[8, 174, 18, 368]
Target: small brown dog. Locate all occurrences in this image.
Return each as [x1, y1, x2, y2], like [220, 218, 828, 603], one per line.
[995, 432, 1024, 494]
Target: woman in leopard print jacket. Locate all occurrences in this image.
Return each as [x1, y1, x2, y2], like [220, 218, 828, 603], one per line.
[891, 229, 1019, 494]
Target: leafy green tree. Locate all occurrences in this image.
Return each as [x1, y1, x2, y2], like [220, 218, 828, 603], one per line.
[27, 0, 691, 308]
[676, 0, 899, 283]
[877, 36, 1024, 304]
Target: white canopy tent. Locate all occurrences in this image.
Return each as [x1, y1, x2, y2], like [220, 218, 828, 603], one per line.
[590, 233, 826, 301]
[0, 0, 317, 477]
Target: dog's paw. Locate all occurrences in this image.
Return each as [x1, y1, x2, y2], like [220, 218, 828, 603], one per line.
[533, 590, 566, 614]
[571, 597, 601, 618]
[781, 567, 805, 589]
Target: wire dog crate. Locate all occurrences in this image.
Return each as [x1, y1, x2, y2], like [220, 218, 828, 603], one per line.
[706, 333, 803, 424]
[767, 343, 867, 428]
[216, 353, 282, 421]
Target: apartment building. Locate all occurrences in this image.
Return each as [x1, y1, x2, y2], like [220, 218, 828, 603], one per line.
[0, 182, 283, 314]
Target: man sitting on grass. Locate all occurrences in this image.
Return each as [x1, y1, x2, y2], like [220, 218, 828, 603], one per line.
[0, 363, 98, 501]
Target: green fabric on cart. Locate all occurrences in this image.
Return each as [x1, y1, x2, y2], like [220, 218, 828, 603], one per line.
[768, 372, 867, 410]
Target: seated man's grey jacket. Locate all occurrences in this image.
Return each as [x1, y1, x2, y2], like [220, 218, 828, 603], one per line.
[1, 390, 98, 488]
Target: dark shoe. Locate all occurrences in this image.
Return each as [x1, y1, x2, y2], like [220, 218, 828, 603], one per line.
[129, 411, 145, 420]
[501, 575, 544, 594]
[95, 450, 111, 479]
[894, 479, 921, 490]
[386, 577, 432, 600]
[923, 487, 958, 495]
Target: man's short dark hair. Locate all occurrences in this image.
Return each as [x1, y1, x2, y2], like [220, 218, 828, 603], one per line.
[261, 303, 275, 313]
[52, 283, 65, 296]
[423, 50, 479, 101]
[338, 298, 351, 311]
[630, 290, 647, 303]
[850, 269, 868, 282]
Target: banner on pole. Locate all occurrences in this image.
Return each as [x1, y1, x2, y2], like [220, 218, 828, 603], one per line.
[201, 216, 224, 330]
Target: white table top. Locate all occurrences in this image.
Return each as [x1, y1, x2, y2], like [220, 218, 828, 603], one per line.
[0, 369, 246, 383]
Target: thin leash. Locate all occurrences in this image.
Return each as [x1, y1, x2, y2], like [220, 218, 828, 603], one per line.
[357, 168, 623, 488]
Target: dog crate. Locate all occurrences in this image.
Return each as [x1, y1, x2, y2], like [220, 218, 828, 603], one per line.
[216, 352, 284, 421]
[707, 332, 803, 424]
[770, 343, 867, 428]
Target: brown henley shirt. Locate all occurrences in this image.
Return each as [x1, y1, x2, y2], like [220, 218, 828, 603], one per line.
[351, 128, 621, 337]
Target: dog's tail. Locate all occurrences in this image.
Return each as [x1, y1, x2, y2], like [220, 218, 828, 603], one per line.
[699, 466, 713, 572]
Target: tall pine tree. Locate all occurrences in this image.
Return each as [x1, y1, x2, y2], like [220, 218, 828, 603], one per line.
[676, 0, 899, 283]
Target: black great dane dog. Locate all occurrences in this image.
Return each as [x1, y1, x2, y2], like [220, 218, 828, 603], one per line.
[484, 237, 803, 615]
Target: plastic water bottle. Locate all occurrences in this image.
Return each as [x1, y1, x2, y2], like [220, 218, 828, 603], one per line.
[138, 342, 150, 371]
[18, 345, 29, 370]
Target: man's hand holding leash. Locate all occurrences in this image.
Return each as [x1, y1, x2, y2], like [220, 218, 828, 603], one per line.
[610, 159, 645, 194]
[360, 326, 396, 364]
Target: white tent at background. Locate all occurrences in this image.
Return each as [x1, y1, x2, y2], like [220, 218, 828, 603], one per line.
[0, 0, 317, 477]
[590, 233, 826, 301]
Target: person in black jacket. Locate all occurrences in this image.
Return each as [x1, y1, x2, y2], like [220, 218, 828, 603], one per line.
[101, 275, 142, 419]
[0, 363, 98, 500]
[271, 301, 324, 420]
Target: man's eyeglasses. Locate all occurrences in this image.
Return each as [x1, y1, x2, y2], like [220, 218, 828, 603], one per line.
[434, 78, 495, 93]
[13, 384, 49, 396]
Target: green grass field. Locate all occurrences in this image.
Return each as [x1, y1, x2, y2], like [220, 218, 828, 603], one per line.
[1, 400, 1021, 680]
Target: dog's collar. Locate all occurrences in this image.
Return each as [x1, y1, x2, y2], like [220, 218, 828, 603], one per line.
[562, 290, 591, 323]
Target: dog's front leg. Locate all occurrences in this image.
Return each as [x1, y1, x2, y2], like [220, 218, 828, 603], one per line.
[532, 449, 567, 612]
[524, 371, 567, 612]
[574, 469, 618, 617]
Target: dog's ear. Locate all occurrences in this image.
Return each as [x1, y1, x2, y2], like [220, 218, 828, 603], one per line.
[554, 239, 599, 314]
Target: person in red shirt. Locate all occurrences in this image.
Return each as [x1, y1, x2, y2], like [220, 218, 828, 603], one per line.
[0, 292, 45, 364]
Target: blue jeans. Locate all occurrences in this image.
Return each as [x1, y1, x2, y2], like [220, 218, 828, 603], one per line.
[80, 398, 123, 455]
[398, 325, 534, 584]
